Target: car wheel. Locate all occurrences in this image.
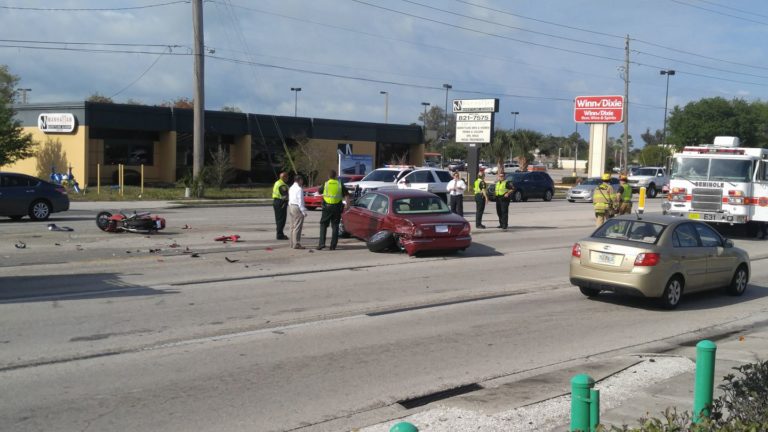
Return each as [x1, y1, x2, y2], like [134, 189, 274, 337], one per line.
[646, 184, 657, 198]
[96, 211, 113, 231]
[338, 220, 350, 238]
[366, 230, 395, 252]
[659, 276, 683, 309]
[9, 215, 23, 221]
[726, 265, 749, 296]
[28, 200, 52, 221]
[579, 286, 600, 297]
[512, 190, 523, 202]
[543, 189, 553, 201]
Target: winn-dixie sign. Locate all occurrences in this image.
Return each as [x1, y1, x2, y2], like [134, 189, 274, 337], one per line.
[38, 113, 77, 133]
[574, 96, 624, 123]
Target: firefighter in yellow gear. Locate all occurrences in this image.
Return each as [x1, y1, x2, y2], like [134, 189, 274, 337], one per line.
[618, 174, 633, 215]
[593, 173, 618, 227]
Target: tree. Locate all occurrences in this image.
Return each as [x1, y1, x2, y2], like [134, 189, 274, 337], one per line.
[124, 98, 145, 105]
[0, 65, 35, 167]
[482, 129, 512, 171]
[512, 129, 542, 172]
[87, 92, 114, 103]
[160, 97, 194, 109]
[282, 135, 322, 186]
[641, 128, 664, 146]
[638, 144, 671, 166]
[444, 142, 467, 160]
[418, 105, 455, 140]
[208, 145, 234, 189]
[35, 137, 69, 179]
[667, 97, 768, 147]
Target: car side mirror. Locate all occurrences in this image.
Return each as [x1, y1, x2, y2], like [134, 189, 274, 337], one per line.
[724, 238, 734, 248]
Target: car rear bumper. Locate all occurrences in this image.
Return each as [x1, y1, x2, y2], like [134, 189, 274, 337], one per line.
[305, 196, 322, 208]
[569, 259, 666, 298]
[401, 235, 471, 255]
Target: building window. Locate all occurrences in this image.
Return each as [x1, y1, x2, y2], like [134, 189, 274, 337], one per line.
[104, 139, 155, 166]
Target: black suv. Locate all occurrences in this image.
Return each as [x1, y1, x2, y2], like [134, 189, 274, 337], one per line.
[487, 171, 555, 202]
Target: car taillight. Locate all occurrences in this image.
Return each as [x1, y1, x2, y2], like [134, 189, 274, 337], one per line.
[460, 223, 470, 235]
[571, 243, 581, 258]
[634, 253, 660, 266]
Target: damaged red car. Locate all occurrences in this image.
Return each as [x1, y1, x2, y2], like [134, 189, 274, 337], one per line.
[340, 189, 471, 256]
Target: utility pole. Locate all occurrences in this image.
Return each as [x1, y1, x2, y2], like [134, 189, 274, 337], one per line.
[421, 102, 430, 142]
[18, 88, 31, 104]
[380, 91, 389, 123]
[622, 35, 630, 173]
[192, 0, 205, 179]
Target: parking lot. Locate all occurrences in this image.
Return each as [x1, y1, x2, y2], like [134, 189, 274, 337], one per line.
[2, 198, 768, 431]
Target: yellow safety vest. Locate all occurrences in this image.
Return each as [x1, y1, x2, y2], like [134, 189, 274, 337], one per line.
[474, 178, 485, 195]
[495, 180, 508, 197]
[323, 179, 343, 204]
[620, 183, 632, 202]
[593, 183, 616, 213]
[272, 179, 287, 199]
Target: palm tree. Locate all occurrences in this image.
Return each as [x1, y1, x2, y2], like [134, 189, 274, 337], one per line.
[482, 130, 512, 174]
[512, 129, 543, 172]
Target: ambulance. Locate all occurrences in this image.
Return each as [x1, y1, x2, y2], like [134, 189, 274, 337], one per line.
[664, 136, 768, 235]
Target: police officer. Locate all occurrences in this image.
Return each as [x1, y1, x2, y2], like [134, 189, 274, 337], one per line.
[618, 174, 633, 215]
[317, 170, 348, 250]
[494, 172, 513, 230]
[474, 171, 488, 229]
[272, 171, 290, 240]
[593, 173, 617, 227]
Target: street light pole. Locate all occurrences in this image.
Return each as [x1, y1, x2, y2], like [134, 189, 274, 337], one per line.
[421, 102, 430, 141]
[510, 111, 519, 133]
[380, 91, 389, 123]
[442, 84, 452, 140]
[290, 87, 302, 117]
[17, 88, 32, 104]
[660, 70, 676, 144]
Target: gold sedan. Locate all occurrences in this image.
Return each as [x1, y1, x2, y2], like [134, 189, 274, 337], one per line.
[569, 215, 750, 309]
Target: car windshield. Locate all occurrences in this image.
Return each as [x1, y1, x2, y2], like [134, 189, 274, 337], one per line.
[672, 157, 754, 182]
[361, 170, 399, 182]
[633, 168, 658, 176]
[393, 197, 450, 214]
[580, 178, 601, 185]
[593, 219, 665, 244]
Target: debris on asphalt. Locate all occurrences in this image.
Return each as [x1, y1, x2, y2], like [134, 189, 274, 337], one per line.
[168, 242, 180, 248]
[76, 245, 84, 251]
[47, 223, 74, 232]
[215, 234, 241, 243]
[14, 241, 26, 249]
[181, 224, 191, 229]
[225, 257, 239, 263]
[265, 247, 273, 252]
[149, 248, 161, 254]
[54, 243, 62, 246]
[190, 253, 200, 258]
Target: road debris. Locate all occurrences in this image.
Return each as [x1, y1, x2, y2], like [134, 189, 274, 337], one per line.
[14, 241, 26, 249]
[215, 235, 241, 243]
[225, 257, 239, 263]
[47, 223, 74, 232]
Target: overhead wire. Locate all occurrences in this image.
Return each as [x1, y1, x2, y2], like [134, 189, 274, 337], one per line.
[687, 0, 768, 19]
[0, 1, 190, 12]
[109, 46, 170, 98]
[669, 0, 768, 26]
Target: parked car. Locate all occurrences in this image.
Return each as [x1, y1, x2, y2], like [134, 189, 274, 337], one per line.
[487, 171, 555, 202]
[570, 215, 750, 309]
[448, 160, 466, 172]
[303, 174, 363, 210]
[0, 172, 70, 220]
[345, 167, 414, 199]
[628, 166, 668, 198]
[396, 168, 453, 201]
[566, 177, 621, 203]
[340, 189, 471, 256]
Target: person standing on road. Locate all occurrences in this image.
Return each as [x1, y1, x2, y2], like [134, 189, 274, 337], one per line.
[447, 171, 466, 216]
[317, 170, 348, 250]
[272, 171, 290, 240]
[494, 172, 513, 230]
[474, 170, 488, 228]
[288, 175, 308, 249]
[593, 173, 618, 227]
[618, 174, 633, 215]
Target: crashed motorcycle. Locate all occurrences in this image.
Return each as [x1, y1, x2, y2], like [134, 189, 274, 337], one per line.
[96, 210, 166, 234]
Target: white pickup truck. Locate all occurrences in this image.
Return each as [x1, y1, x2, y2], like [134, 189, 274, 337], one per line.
[346, 167, 452, 202]
[627, 166, 668, 198]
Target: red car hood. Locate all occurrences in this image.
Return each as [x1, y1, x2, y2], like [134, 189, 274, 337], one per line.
[303, 186, 320, 193]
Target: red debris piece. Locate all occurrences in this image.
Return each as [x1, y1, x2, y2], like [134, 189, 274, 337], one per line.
[214, 235, 241, 243]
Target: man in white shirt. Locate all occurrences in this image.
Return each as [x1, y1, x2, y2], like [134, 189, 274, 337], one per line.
[446, 171, 466, 216]
[288, 175, 308, 249]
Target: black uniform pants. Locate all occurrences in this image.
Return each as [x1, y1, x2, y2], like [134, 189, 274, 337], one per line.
[273, 198, 288, 238]
[319, 202, 344, 249]
[449, 194, 464, 216]
[475, 194, 485, 227]
[496, 196, 510, 229]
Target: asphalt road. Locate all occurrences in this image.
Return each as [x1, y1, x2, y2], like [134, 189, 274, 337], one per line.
[1, 198, 767, 432]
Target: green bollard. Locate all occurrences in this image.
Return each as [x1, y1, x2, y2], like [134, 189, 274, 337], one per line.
[693, 340, 717, 423]
[570, 374, 594, 432]
[390, 421, 418, 432]
[589, 388, 600, 432]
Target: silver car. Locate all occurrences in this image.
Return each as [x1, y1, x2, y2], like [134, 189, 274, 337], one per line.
[566, 177, 620, 202]
[570, 215, 750, 309]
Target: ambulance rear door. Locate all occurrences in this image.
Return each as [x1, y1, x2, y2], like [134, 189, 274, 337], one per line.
[754, 160, 768, 222]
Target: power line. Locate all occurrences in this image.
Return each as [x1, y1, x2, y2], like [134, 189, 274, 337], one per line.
[688, 0, 768, 19]
[0, 44, 183, 55]
[669, 0, 768, 26]
[110, 47, 170, 98]
[0, 1, 190, 12]
[0, 38, 183, 49]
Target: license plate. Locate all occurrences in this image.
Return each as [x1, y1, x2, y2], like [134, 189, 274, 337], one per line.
[155, 220, 163, 228]
[436, 225, 448, 233]
[591, 251, 622, 266]
[688, 213, 700, 220]
[689, 212, 716, 221]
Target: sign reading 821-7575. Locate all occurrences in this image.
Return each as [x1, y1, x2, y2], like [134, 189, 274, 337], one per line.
[456, 112, 492, 143]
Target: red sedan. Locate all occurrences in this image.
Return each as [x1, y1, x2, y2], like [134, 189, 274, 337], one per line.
[340, 189, 471, 256]
[303, 175, 363, 210]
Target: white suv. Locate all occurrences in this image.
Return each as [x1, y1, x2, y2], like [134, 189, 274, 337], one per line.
[628, 166, 668, 198]
[346, 167, 452, 201]
[346, 167, 413, 198]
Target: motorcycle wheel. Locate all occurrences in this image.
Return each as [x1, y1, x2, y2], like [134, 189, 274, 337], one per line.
[96, 211, 113, 231]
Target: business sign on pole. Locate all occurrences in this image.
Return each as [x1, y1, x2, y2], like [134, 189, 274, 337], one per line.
[456, 112, 492, 143]
[38, 113, 77, 133]
[574, 95, 624, 123]
[453, 98, 499, 113]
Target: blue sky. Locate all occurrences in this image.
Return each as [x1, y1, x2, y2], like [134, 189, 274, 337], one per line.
[3, 0, 768, 143]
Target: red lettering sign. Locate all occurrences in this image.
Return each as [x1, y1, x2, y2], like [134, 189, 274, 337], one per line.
[574, 96, 625, 123]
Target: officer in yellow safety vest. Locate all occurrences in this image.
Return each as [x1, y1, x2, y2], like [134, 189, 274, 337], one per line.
[593, 173, 618, 227]
[272, 171, 290, 240]
[618, 174, 633, 215]
[494, 172, 513, 230]
[316, 170, 348, 250]
[474, 171, 489, 229]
